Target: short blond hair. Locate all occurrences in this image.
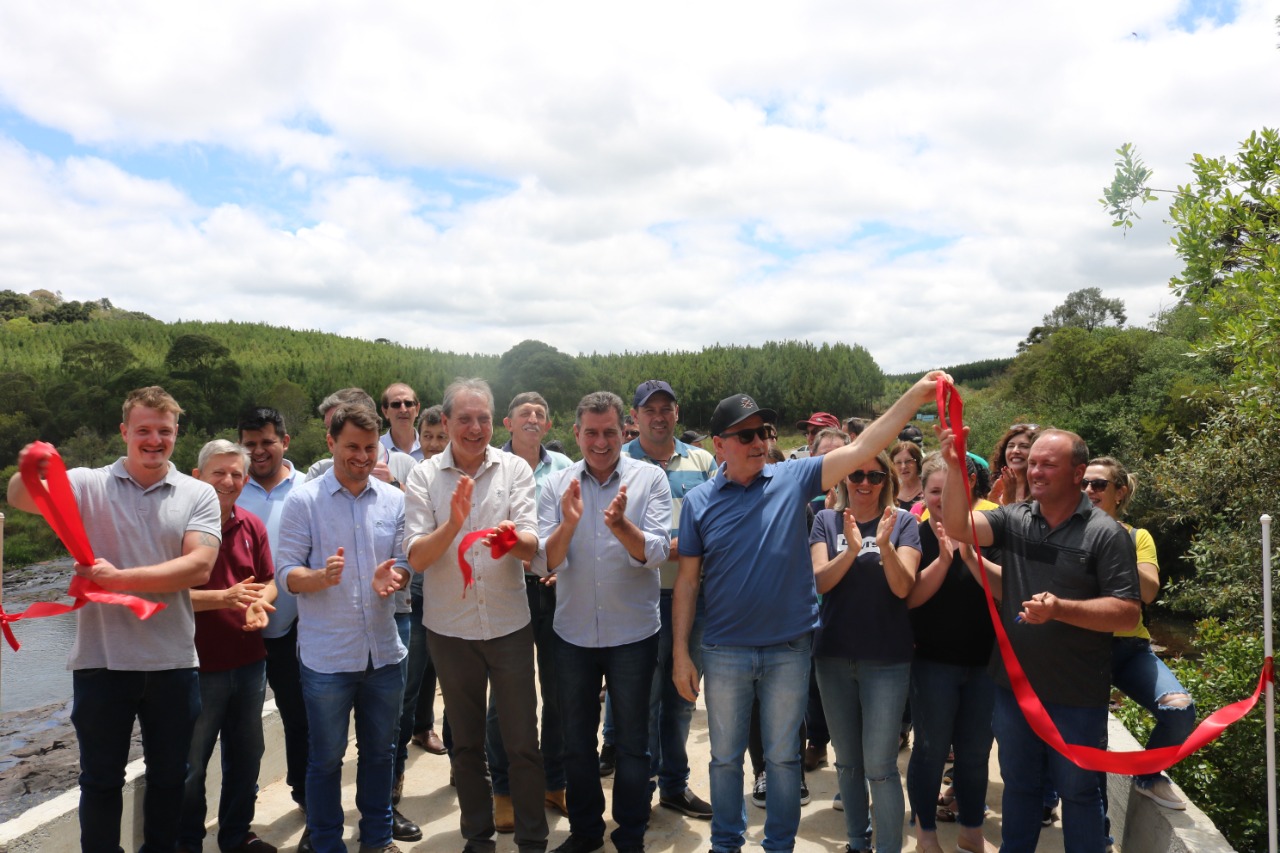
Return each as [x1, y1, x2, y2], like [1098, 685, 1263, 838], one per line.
[122, 386, 183, 424]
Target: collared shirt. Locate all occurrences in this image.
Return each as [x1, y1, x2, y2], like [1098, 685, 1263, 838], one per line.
[624, 438, 716, 589]
[236, 459, 302, 639]
[982, 493, 1140, 707]
[276, 469, 409, 673]
[381, 431, 424, 461]
[66, 459, 221, 671]
[679, 456, 825, 647]
[500, 440, 574, 502]
[533, 456, 671, 648]
[403, 444, 537, 641]
[194, 508, 274, 672]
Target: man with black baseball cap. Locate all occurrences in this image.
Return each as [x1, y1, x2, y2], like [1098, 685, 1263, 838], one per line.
[671, 371, 950, 853]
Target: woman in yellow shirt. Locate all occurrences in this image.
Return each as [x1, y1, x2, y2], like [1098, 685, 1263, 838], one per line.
[1084, 456, 1195, 812]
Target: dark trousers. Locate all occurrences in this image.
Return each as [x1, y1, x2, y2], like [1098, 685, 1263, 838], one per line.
[488, 577, 565, 794]
[556, 631, 659, 850]
[429, 625, 548, 853]
[71, 667, 200, 853]
[263, 622, 309, 806]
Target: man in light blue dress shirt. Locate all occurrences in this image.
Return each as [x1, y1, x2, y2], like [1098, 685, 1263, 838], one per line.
[277, 405, 411, 853]
[533, 391, 671, 853]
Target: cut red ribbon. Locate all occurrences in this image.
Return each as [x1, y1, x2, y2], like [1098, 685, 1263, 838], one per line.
[935, 380, 1272, 774]
[455, 526, 521, 597]
[0, 442, 166, 652]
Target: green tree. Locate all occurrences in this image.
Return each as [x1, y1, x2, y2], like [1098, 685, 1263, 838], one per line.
[1018, 288, 1127, 352]
[61, 340, 136, 386]
[497, 340, 585, 414]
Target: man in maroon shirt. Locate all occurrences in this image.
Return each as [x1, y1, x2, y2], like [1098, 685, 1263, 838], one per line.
[179, 439, 279, 853]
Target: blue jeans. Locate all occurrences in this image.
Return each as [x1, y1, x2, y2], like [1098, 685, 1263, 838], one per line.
[993, 686, 1109, 853]
[488, 578, 565, 794]
[300, 660, 405, 853]
[180, 659, 268, 850]
[71, 667, 201, 853]
[649, 590, 705, 795]
[556, 630, 658, 848]
[906, 659, 994, 831]
[702, 633, 811, 853]
[1112, 636, 1195, 787]
[814, 657, 911, 852]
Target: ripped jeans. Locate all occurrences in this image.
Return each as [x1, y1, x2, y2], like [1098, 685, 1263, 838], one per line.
[1112, 635, 1196, 787]
[814, 657, 910, 852]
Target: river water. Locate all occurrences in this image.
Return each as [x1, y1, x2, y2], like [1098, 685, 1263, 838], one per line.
[1, 561, 79, 714]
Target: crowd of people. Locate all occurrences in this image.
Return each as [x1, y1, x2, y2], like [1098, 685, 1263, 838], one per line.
[3, 370, 1195, 853]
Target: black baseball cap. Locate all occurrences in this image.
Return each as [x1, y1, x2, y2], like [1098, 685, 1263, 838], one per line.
[633, 379, 677, 408]
[709, 394, 777, 436]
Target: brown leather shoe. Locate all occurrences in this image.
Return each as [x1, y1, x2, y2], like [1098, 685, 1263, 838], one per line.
[494, 793, 515, 833]
[424, 730, 447, 755]
[803, 743, 828, 772]
[545, 787, 568, 816]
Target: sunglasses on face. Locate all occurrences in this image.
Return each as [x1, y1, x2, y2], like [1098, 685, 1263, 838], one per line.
[848, 470, 889, 485]
[624, 430, 640, 439]
[720, 426, 771, 445]
[386, 400, 418, 410]
[1081, 478, 1114, 492]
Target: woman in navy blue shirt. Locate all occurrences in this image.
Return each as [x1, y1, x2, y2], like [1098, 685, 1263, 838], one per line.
[810, 450, 921, 852]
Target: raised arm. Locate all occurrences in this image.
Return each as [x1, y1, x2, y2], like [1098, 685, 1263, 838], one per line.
[821, 371, 950, 491]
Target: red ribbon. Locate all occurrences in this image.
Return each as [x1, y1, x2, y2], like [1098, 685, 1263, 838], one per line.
[936, 381, 1273, 774]
[0, 443, 165, 652]
[455, 526, 520, 597]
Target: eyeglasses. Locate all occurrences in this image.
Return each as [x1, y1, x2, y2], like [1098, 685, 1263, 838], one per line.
[720, 426, 771, 445]
[386, 400, 418, 410]
[848, 470, 889, 485]
[1081, 478, 1114, 492]
[1011, 423, 1040, 431]
[624, 430, 640, 439]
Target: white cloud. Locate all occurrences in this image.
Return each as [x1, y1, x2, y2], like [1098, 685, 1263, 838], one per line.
[0, 0, 1275, 375]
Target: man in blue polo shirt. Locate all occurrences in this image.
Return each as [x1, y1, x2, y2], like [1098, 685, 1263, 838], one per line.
[624, 379, 715, 819]
[672, 372, 947, 853]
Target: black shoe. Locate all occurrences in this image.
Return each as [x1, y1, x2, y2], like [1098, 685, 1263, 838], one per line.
[551, 835, 604, 853]
[799, 777, 811, 806]
[297, 827, 315, 853]
[659, 787, 712, 819]
[1042, 805, 1058, 826]
[598, 744, 616, 777]
[392, 809, 423, 842]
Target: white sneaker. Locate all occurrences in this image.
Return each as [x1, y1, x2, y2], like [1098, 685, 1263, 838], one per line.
[1135, 777, 1186, 810]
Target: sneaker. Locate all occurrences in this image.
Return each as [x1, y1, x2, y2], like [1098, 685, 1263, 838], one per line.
[750, 772, 767, 808]
[1135, 777, 1186, 810]
[659, 787, 712, 819]
[598, 743, 616, 777]
[1041, 805, 1057, 826]
[799, 778, 811, 806]
[832, 792, 843, 811]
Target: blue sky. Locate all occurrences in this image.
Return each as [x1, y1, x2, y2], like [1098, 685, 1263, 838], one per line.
[0, 1, 1275, 372]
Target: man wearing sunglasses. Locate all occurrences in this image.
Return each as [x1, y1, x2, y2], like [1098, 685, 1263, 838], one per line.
[380, 383, 423, 461]
[671, 371, 950, 853]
